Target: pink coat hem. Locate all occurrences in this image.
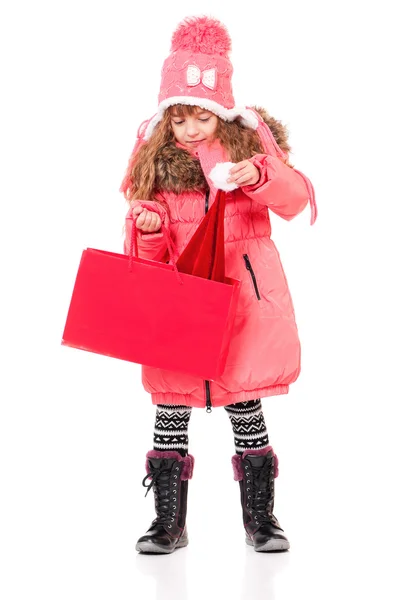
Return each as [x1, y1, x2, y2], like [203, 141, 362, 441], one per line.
[150, 384, 289, 408]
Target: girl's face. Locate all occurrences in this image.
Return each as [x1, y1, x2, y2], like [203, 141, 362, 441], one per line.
[170, 108, 218, 150]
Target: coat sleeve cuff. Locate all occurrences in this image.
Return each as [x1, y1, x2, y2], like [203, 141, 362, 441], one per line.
[124, 199, 169, 261]
[241, 155, 269, 194]
[127, 199, 170, 226]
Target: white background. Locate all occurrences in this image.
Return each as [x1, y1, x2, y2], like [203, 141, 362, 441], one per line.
[1, 1, 397, 598]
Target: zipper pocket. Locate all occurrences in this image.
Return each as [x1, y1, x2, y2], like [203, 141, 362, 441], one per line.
[243, 254, 261, 300]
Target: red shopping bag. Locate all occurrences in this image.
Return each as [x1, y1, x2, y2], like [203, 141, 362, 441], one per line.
[61, 190, 241, 380]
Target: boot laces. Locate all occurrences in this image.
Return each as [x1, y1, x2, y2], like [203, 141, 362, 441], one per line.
[245, 458, 276, 524]
[142, 461, 179, 526]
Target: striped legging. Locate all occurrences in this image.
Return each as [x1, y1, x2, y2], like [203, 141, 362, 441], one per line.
[153, 399, 269, 456]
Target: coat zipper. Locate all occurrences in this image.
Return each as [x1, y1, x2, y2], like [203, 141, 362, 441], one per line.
[205, 381, 212, 413]
[243, 254, 261, 301]
[204, 188, 212, 413]
[205, 188, 209, 214]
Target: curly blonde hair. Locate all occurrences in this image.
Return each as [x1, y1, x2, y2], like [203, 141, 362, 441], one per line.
[121, 105, 277, 205]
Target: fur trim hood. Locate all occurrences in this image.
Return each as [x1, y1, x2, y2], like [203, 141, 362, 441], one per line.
[154, 106, 290, 194]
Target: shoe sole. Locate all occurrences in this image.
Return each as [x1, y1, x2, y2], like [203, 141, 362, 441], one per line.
[136, 538, 188, 554]
[246, 537, 290, 552]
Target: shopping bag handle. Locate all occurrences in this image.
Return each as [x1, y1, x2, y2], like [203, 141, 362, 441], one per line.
[127, 205, 183, 284]
[126, 189, 227, 284]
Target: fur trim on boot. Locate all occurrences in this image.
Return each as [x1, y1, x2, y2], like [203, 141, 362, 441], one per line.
[231, 446, 279, 481]
[145, 450, 195, 480]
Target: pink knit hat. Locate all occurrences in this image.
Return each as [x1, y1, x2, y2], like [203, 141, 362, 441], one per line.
[142, 16, 261, 140]
[120, 16, 288, 195]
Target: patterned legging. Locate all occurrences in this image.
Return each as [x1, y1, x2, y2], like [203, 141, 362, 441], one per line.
[153, 399, 269, 456]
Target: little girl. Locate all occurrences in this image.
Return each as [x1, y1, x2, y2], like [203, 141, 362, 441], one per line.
[120, 16, 317, 555]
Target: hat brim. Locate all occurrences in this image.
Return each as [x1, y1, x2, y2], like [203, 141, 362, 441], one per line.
[143, 97, 259, 140]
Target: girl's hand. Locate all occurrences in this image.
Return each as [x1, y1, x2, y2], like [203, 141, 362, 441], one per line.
[132, 205, 162, 233]
[227, 160, 260, 187]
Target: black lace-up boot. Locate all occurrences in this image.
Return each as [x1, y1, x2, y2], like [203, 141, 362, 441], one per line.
[232, 446, 290, 552]
[135, 450, 194, 554]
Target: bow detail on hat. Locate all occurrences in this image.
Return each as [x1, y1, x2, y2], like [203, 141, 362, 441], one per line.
[186, 65, 217, 90]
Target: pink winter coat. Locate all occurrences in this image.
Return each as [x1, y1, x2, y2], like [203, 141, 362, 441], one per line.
[123, 126, 314, 410]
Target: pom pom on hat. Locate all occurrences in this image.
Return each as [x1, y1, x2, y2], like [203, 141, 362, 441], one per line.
[171, 15, 232, 56]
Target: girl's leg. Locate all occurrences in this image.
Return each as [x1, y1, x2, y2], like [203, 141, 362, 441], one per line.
[153, 404, 193, 457]
[224, 399, 269, 455]
[226, 399, 290, 552]
[136, 404, 194, 554]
